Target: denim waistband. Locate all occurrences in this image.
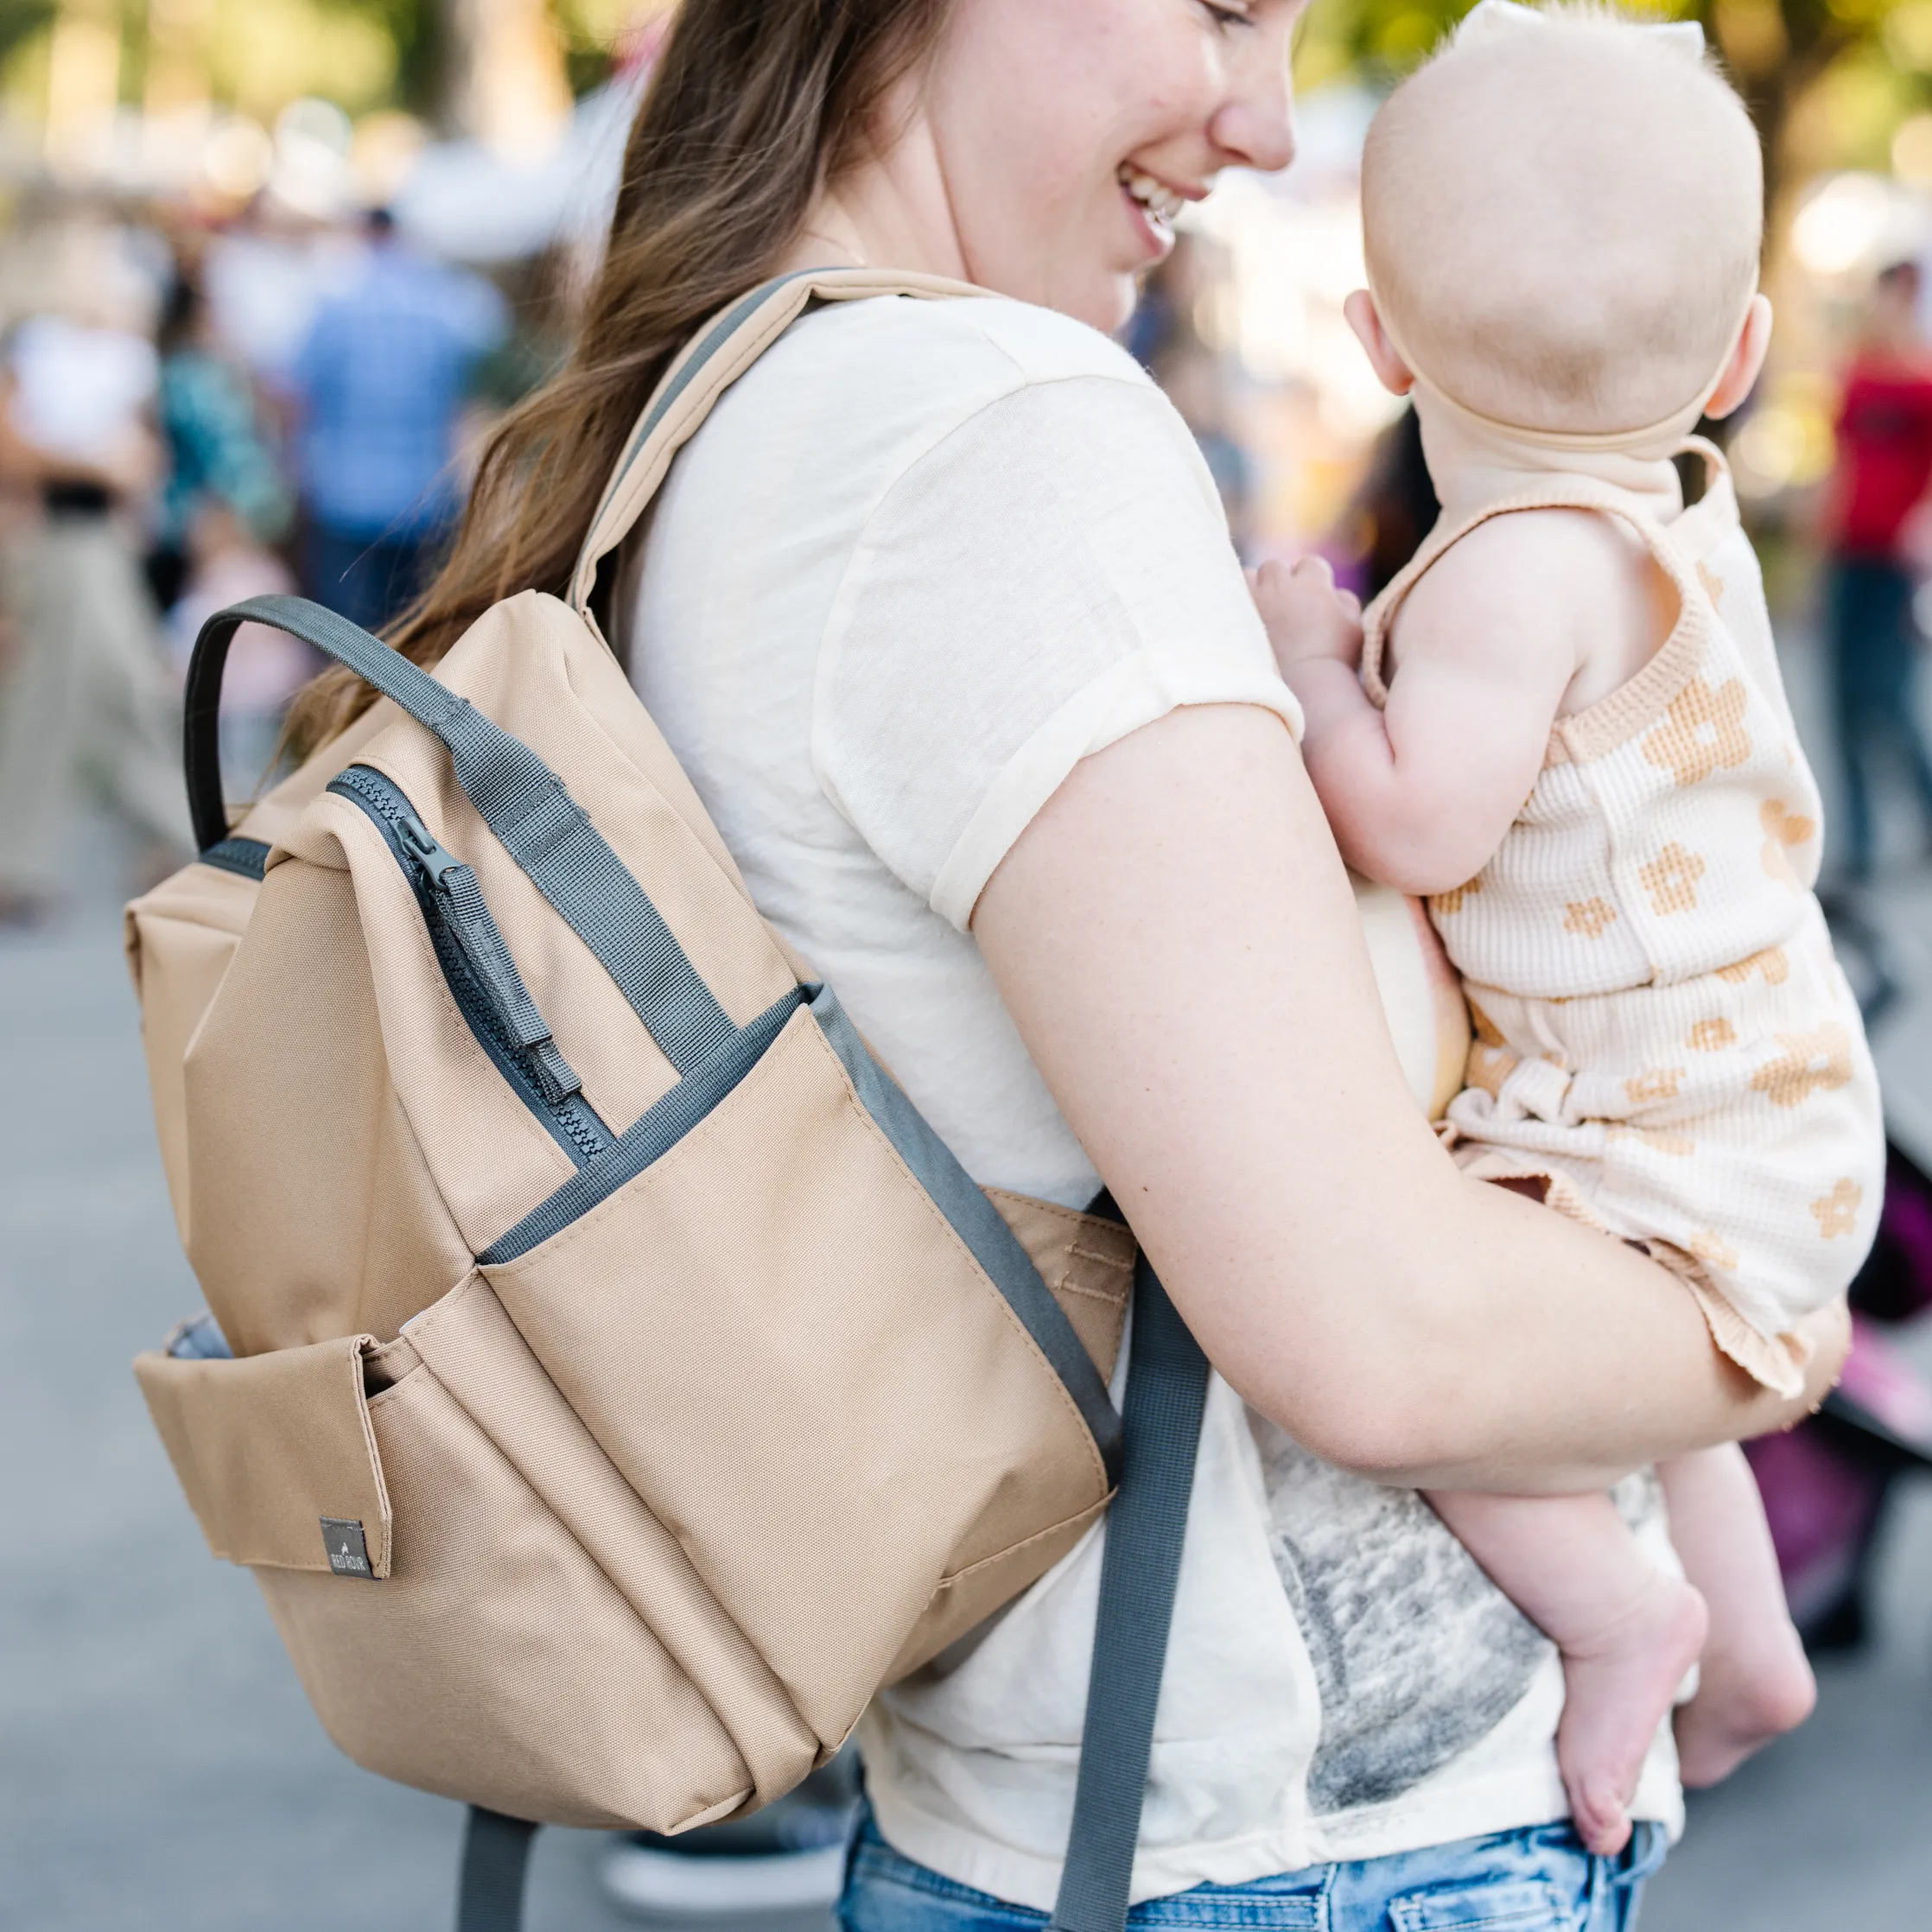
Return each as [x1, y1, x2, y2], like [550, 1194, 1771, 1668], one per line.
[837, 1805, 1667, 1932]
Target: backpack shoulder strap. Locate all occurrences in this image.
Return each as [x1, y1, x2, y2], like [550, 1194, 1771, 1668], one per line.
[1050, 1242, 1209, 1932]
[566, 267, 982, 619]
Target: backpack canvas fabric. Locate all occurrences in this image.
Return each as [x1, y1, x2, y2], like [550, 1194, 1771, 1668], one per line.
[126, 272, 1141, 1837]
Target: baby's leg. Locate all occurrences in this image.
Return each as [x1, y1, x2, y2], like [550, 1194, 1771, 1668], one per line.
[1658, 1443, 1815, 1786]
[1428, 1489, 1707, 1857]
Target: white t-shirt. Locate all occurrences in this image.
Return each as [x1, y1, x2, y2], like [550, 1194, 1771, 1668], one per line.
[630, 293, 1683, 1909]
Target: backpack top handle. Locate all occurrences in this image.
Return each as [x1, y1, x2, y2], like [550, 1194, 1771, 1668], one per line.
[182, 594, 435, 855]
[181, 594, 741, 1077]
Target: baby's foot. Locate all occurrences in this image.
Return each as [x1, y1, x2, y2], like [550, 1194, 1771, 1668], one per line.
[1556, 1571, 1708, 1856]
[1673, 1615, 1814, 1788]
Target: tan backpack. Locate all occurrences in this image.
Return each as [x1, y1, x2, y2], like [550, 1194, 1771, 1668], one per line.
[127, 270, 1210, 1932]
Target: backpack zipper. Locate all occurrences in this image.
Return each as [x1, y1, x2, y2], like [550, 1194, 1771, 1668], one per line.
[327, 765, 612, 1168]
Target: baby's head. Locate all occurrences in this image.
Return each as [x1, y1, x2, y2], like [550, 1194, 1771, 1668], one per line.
[1358, 2, 1764, 436]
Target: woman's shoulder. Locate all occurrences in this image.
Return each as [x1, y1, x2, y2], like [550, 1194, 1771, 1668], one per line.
[787, 288, 1155, 395]
[711, 289, 1171, 481]
[670, 288, 1203, 546]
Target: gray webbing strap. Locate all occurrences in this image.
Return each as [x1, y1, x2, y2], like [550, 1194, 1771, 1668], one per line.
[571, 274, 800, 575]
[455, 1806, 537, 1932]
[809, 985, 1123, 1488]
[1050, 1241, 1210, 1932]
[185, 594, 734, 1075]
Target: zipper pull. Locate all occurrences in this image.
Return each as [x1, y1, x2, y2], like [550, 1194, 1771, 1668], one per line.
[399, 819, 584, 1107]
[397, 814, 461, 888]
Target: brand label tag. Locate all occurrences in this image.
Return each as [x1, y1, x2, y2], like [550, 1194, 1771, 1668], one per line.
[321, 1517, 375, 1579]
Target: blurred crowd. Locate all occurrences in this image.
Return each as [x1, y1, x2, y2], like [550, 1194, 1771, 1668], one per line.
[11, 187, 1932, 931]
[0, 192, 550, 927]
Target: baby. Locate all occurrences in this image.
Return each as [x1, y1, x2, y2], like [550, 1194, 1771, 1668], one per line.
[1254, 2, 1884, 1858]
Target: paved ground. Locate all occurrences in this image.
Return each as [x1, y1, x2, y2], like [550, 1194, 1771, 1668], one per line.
[5, 620, 1932, 1929]
[0, 870, 675, 1932]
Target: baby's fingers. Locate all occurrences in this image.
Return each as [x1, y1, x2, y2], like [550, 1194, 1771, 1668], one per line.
[1290, 557, 1362, 621]
[1249, 554, 1364, 669]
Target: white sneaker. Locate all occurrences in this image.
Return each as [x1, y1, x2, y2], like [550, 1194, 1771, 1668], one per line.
[600, 1840, 848, 1916]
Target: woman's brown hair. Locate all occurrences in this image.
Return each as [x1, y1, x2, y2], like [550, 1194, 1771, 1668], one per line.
[285, 0, 950, 758]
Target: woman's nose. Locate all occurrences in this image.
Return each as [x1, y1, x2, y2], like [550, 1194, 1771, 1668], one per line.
[1211, 30, 1297, 174]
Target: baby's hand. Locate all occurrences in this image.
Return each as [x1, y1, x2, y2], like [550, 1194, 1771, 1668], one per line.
[1249, 556, 1363, 675]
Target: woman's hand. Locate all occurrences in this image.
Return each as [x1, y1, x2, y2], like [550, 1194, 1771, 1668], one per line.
[1249, 554, 1363, 674]
[976, 702, 1835, 1492]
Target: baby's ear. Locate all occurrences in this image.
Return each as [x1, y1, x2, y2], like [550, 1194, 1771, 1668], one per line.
[1344, 290, 1414, 397]
[1704, 294, 1774, 422]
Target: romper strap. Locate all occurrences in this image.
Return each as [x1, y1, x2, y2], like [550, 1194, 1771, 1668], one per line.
[1358, 461, 1716, 769]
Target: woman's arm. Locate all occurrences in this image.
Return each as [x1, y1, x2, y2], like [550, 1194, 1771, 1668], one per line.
[974, 702, 1845, 1493]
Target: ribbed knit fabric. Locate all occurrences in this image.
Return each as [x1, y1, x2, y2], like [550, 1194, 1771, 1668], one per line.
[1363, 440, 1884, 1396]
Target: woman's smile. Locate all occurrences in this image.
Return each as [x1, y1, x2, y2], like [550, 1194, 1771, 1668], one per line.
[1117, 163, 1198, 260]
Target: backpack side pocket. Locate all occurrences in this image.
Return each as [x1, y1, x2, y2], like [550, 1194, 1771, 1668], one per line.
[134, 1333, 391, 1577]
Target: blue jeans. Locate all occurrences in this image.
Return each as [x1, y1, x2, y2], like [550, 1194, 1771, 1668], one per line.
[838, 1808, 1665, 1932]
[1826, 552, 1932, 877]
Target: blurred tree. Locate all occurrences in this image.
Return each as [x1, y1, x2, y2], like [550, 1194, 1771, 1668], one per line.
[1702, 0, 1896, 210]
[42, 0, 121, 160]
[0, 0, 56, 67]
[3, 0, 645, 135]
[345, 0, 636, 118]
[1295, 0, 1932, 219]
[439, 0, 569, 145]
[554, 0, 654, 92]
[324, 0, 442, 115]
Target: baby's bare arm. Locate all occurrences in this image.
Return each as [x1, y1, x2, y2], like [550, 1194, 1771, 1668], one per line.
[1258, 513, 1656, 896]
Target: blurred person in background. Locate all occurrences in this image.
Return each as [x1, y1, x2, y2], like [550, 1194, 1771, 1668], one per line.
[1136, 236, 1257, 557]
[1333, 405, 1439, 603]
[154, 269, 308, 798]
[163, 503, 312, 802]
[152, 268, 294, 608]
[1157, 341, 1256, 559]
[202, 193, 361, 399]
[0, 257, 192, 927]
[289, 207, 507, 633]
[1824, 258, 1932, 883]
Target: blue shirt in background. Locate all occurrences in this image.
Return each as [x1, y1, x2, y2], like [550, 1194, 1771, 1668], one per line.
[292, 241, 507, 541]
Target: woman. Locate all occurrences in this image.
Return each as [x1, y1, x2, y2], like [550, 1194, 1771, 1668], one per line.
[289, 3, 1846, 1925]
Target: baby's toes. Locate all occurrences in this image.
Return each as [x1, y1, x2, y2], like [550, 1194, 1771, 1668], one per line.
[1570, 1774, 1633, 1858]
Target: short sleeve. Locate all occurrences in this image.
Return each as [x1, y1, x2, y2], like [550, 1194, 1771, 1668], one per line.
[812, 373, 1302, 931]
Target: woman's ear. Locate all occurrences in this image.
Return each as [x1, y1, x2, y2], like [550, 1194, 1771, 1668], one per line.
[1344, 289, 1414, 397]
[1703, 294, 1773, 422]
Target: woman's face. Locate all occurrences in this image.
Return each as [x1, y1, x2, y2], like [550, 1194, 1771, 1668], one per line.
[924, 0, 1302, 330]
